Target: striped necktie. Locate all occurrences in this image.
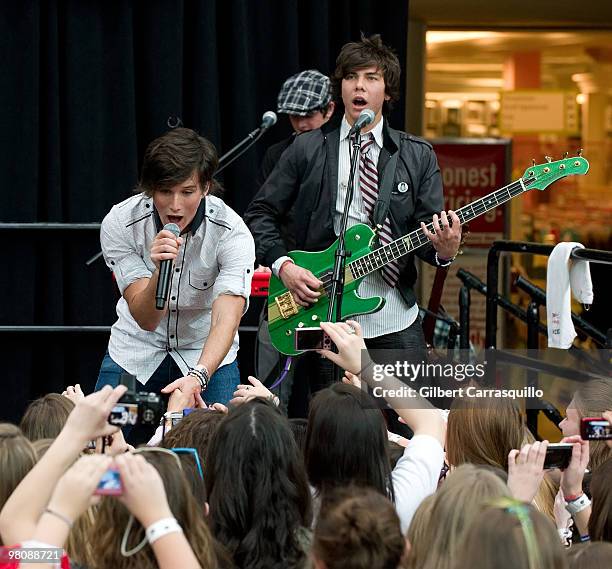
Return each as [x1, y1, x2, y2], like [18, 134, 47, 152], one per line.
[358, 133, 401, 287]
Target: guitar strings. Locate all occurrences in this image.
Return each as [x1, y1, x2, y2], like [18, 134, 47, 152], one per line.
[316, 175, 536, 291]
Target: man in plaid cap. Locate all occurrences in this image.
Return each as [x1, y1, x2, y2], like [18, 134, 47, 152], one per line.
[252, 70, 335, 412]
[258, 69, 335, 185]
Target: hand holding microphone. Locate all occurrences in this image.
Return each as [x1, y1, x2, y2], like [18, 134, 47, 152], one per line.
[152, 223, 182, 310]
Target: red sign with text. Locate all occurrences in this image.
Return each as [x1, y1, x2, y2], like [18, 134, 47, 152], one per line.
[432, 140, 511, 247]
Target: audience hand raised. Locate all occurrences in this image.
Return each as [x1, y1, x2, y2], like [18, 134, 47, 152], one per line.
[559, 435, 589, 497]
[507, 440, 548, 503]
[47, 455, 112, 524]
[318, 320, 369, 376]
[114, 453, 173, 528]
[63, 385, 128, 445]
[231, 376, 278, 407]
[62, 383, 85, 403]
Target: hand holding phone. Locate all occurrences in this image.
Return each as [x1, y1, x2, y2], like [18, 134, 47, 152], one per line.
[48, 455, 113, 522]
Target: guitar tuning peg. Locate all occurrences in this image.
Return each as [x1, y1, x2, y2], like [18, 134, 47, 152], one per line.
[531, 158, 536, 167]
[577, 148, 583, 157]
[545, 156, 552, 163]
[563, 151, 569, 159]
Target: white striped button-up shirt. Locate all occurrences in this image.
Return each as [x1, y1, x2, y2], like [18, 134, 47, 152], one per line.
[100, 193, 255, 385]
[334, 117, 418, 338]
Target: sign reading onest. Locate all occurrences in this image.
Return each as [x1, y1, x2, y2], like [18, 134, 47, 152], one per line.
[433, 140, 510, 247]
[420, 140, 511, 348]
[500, 90, 578, 134]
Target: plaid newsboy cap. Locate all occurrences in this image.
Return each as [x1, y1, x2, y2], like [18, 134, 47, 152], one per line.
[277, 69, 332, 116]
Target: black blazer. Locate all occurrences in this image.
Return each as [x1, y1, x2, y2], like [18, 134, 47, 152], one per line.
[244, 120, 444, 308]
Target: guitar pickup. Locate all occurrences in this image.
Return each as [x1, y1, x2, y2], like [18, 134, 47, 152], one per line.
[275, 291, 299, 319]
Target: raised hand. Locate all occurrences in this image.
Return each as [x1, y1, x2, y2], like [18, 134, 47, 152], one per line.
[63, 385, 128, 445]
[507, 440, 548, 503]
[115, 453, 173, 528]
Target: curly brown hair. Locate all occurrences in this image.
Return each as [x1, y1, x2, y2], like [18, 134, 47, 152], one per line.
[332, 33, 401, 114]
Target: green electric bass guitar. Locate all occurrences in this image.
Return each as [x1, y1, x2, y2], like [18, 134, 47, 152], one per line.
[268, 155, 590, 355]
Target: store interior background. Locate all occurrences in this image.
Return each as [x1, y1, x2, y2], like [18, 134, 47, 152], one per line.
[407, 2, 611, 438]
[408, 1, 611, 350]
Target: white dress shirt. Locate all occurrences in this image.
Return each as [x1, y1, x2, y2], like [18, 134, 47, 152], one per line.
[100, 193, 255, 385]
[334, 116, 418, 338]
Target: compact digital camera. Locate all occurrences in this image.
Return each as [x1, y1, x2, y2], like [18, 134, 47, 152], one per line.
[108, 373, 163, 427]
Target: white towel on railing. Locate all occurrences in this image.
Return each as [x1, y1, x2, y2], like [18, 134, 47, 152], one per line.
[546, 242, 593, 349]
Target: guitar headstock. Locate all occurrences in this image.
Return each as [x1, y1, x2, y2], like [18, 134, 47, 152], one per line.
[522, 154, 589, 191]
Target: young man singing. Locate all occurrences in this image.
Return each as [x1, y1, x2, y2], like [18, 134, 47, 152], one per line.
[97, 128, 255, 420]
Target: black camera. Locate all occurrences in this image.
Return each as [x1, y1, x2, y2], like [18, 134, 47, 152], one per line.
[108, 373, 163, 427]
[294, 327, 335, 352]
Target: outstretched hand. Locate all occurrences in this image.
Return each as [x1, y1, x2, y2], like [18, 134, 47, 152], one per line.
[115, 453, 173, 527]
[230, 376, 275, 407]
[63, 385, 128, 444]
[318, 320, 369, 376]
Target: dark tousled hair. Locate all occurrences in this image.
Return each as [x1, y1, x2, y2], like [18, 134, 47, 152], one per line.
[205, 398, 311, 569]
[313, 486, 405, 569]
[332, 33, 401, 113]
[305, 383, 394, 502]
[137, 127, 221, 196]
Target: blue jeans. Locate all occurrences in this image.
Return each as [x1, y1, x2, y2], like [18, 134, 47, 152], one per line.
[95, 352, 240, 406]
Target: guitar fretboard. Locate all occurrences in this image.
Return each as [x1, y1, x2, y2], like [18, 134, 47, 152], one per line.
[349, 176, 531, 279]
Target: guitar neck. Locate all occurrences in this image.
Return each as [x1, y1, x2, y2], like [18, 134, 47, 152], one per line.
[349, 177, 529, 279]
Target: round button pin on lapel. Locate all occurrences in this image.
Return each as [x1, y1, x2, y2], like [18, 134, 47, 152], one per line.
[397, 182, 409, 193]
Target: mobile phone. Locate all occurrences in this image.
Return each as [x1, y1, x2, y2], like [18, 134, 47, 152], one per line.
[94, 468, 123, 496]
[580, 417, 612, 440]
[294, 327, 334, 351]
[544, 443, 573, 470]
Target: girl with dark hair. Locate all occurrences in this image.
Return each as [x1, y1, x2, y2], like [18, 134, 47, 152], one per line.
[305, 383, 394, 502]
[311, 321, 446, 533]
[205, 398, 312, 569]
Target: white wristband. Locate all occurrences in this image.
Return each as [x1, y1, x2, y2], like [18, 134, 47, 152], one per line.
[145, 517, 183, 545]
[565, 493, 591, 515]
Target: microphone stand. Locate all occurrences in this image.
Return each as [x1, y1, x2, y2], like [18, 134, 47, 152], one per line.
[327, 132, 362, 382]
[215, 126, 267, 176]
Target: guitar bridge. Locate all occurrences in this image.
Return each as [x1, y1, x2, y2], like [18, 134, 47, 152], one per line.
[275, 291, 299, 319]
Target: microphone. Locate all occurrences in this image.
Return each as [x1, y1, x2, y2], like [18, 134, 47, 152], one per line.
[155, 223, 181, 310]
[348, 109, 375, 137]
[260, 111, 277, 131]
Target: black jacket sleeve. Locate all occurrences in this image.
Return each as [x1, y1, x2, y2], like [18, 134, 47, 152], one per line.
[244, 140, 302, 268]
